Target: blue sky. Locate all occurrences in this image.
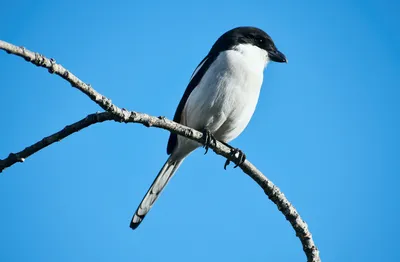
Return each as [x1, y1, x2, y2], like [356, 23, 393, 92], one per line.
[1, 1, 399, 261]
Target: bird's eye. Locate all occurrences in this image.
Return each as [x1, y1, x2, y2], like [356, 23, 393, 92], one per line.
[254, 36, 264, 43]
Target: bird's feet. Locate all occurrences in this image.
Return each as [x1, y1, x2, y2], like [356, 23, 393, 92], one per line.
[202, 129, 217, 155]
[224, 148, 246, 170]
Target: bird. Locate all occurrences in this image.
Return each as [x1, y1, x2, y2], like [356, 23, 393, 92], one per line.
[130, 26, 286, 229]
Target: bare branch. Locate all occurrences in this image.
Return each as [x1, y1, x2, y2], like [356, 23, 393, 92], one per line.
[0, 40, 320, 262]
[0, 112, 115, 172]
[0, 40, 124, 115]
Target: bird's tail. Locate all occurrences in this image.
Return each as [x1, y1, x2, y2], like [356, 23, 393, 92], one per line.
[130, 156, 184, 229]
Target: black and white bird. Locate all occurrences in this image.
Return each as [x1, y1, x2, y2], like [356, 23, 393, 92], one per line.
[130, 26, 286, 229]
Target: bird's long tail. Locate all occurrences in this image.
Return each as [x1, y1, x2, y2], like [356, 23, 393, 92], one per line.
[130, 156, 184, 229]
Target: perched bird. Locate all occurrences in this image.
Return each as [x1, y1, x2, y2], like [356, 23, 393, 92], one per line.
[130, 26, 286, 229]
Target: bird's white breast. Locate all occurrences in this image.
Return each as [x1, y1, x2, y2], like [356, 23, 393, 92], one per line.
[175, 44, 268, 157]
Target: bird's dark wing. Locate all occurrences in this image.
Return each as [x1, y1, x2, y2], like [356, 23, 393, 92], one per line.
[167, 54, 217, 154]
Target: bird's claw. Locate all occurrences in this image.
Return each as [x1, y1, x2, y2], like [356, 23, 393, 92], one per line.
[224, 148, 246, 170]
[202, 129, 216, 154]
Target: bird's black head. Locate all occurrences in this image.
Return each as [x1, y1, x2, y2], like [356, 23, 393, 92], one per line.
[210, 26, 287, 63]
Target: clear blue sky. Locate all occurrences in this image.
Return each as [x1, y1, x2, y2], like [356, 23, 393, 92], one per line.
[1, 1, 399, 261]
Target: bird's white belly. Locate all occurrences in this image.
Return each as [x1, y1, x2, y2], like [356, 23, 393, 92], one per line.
[179, 49, 264, 153]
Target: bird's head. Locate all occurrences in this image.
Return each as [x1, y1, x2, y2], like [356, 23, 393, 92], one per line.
[211, 26, 287, 64]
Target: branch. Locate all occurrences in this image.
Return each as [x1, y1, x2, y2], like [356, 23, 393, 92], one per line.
[0, 40, 320, 262]
[0, 40, 124, 117]
[0, 112, 115, 172]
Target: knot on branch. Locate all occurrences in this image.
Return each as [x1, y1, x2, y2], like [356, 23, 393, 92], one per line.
[48, 58, 56, 74]
[8, 153, 25, 163]
[63, 70, 69, 78]
[118, 108, 131, 122]
[143, 120, 153, 127]
[184, 128, 193, 138]
[102, 96, 113, 111]
[34, 52, 46, 67]
[20, 46, 32, 62]
[129, 111, 137, 120]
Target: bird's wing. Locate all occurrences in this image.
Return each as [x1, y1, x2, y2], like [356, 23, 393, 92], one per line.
[167, 54, 217, 154]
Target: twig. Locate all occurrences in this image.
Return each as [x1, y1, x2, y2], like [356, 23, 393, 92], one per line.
[0, 40, 320, 262]
[0, 112, 115, 172]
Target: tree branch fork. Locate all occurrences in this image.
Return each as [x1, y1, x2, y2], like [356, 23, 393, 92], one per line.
[0, 40, 320, 262]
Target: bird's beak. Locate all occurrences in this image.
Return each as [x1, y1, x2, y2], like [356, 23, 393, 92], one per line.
[268, 49, 287, 63]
